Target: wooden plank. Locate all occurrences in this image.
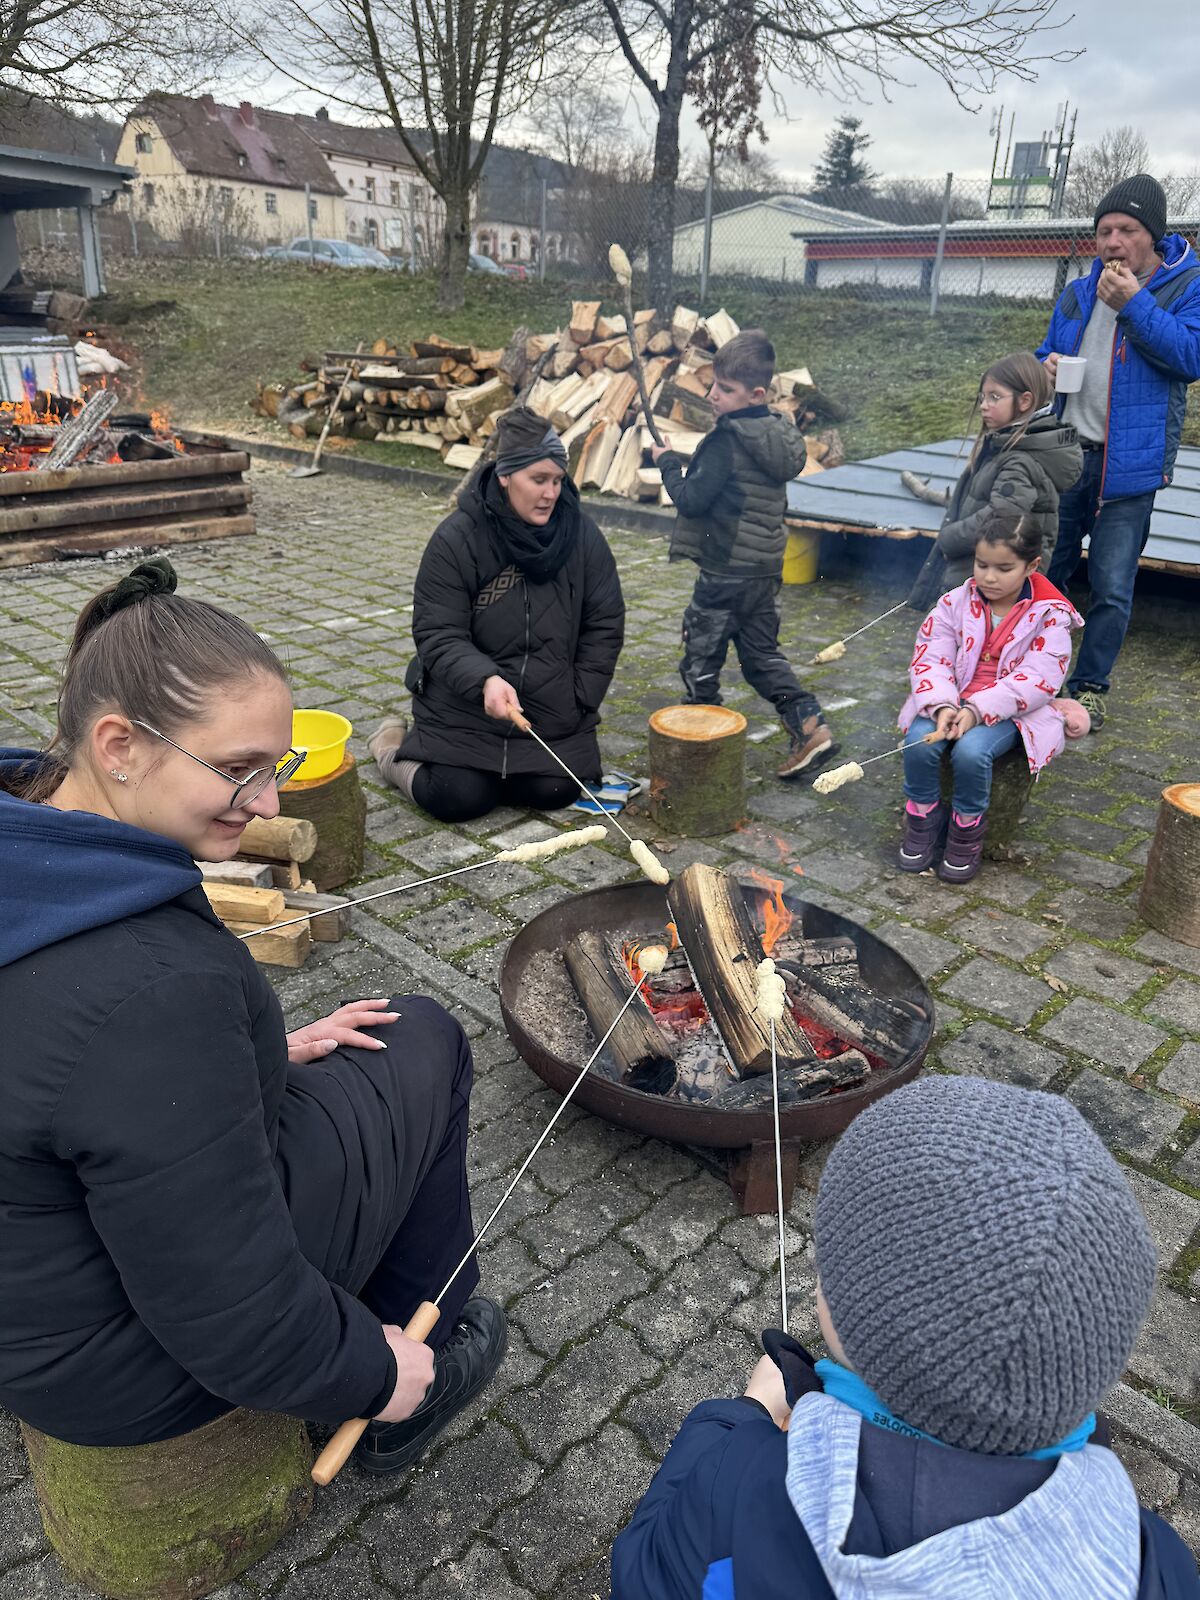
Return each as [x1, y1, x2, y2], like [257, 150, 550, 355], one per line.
[203, 882, 287, 924]
[0, 514, 256, 569]
[237, 856, 304, 890]
[0, 483, 251, 537]
[0, 453, 251, 499]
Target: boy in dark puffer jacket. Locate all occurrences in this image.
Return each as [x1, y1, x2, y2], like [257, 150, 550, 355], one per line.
[650, 330, 837, 780]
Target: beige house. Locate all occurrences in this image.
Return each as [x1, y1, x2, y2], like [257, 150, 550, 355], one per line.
[291, 109, 442, 262]
[116, 95, 343, 250]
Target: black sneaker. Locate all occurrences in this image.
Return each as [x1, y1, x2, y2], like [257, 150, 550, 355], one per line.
[1074, 688, 1107, 732]
[897, 802, 947, 873]
[356, 1297, 507, 1476]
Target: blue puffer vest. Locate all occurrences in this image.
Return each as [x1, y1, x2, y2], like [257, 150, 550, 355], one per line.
[1036, 233, 1200, 500]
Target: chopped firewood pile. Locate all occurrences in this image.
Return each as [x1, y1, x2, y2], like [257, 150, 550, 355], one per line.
[252, 303, 845, 502]
[198, 815, 350, 969]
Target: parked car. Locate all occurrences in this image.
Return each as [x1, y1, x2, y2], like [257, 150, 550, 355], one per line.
[501, 262, 529, 280]
[468, 252, 507, 277]
[263, 238, 403, 269]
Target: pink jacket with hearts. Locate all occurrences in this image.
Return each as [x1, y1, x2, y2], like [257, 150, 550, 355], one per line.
[898, 574, 1084, 775]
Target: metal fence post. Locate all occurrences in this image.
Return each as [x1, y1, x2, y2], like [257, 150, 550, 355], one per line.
[128, 196, 139, 258]
[539, 177, 548, 283]
[929, 171, 953, 316]
[305, 182, 315, 264]
[700, 173, 714, 303]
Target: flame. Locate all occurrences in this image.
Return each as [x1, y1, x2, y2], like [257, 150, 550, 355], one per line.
[664, 919, 680, 951]
[747, 869, 793, 955]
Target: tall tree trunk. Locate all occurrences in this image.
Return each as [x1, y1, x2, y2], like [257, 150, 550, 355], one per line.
[646, 11, 693, 317]
[439, 184, 472, 311]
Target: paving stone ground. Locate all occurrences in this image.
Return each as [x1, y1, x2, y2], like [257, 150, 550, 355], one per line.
[2, 458, 1200, 1595]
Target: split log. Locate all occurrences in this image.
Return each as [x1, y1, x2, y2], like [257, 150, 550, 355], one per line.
[596, 372, 638, 424]
[635, 466, 662, 501]
[472, 345, 505, 369]
[771, 933, 859, 973]
[564, 931, 676, 1093]
[641, 425, 703, 458]
[202, 882, 287, 925]
[443, 443, 483, 470]
[649, 705, 747, 837]
[525, 332, 557, 363]
[551, 347, 580, 379]
[646, 329, 675, 356]
[656, 382, 713, 434]
[527, 377, 557, 418]
[579, 420, 621, 489]
[701, 309, 739, 348]
[666, 864, 820, 1078]
[20, 1410, 312, 1600]
[1138, 783, 1200, 947]
[772, 367, 815, 398]
[775, 961, 928, 1069]
[226, 918, 311, 968]
[569, 301, 601, 344]
[40, 389, 119, 471]
[596, 314, 627, 340]
[281, 888, 353, 943]
[411, 338, 473, 361]
[238, 815, 316, 864]
[237, 856, 304, 890]
[716, 1050, 870, 1108]
[444, 376, 514, 432]
[600, 426, 642, 497]
[603, 340, 634, 372]
[671, 305, 700, 349]
[277, 755, 365, 890]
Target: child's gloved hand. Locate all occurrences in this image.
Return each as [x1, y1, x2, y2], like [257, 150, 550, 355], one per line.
[761, 1328, 825, 1408]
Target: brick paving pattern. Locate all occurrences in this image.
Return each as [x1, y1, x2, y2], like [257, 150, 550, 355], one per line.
[2, 458, 1199, 1595]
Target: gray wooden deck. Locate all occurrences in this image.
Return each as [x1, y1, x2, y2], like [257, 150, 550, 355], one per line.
[787, 439, 1200, 571]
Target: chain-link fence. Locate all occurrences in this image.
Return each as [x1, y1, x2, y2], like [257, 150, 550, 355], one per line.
[15, 169, 1200, 315]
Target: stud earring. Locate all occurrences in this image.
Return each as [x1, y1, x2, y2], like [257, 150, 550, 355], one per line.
[110, 769, 128, 784]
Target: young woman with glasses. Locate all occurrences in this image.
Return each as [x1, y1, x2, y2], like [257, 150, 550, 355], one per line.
[0, 559, 505, 1476]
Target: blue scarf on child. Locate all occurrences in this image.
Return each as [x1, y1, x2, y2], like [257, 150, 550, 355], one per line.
[815, 1359, 1095, 1461]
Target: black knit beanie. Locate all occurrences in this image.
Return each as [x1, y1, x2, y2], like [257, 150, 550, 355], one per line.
[1093, 174, 1168, 245]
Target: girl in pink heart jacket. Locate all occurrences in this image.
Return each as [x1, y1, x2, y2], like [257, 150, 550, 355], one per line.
[898, 515, 1085, 883]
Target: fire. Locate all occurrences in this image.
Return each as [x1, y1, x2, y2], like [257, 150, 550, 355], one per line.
[747, 869, 793, 955]
[622, 938, 707, 1034]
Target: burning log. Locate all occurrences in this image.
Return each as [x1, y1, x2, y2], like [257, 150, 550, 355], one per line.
[666, 863, 824, 1080]
[774, 960, 928, 1069]
[40, 390, 119, 471]
[716, 1051, 870, 1109]
[563, 931, 677, 1093]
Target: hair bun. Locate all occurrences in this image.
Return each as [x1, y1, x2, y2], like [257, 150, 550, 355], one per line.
[96, 556, 178, 620]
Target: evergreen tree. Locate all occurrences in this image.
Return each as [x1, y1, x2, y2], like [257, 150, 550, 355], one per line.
[812, 116, 876, 199]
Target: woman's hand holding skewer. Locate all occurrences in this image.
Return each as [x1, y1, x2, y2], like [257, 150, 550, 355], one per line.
[374, 1326, 435, 1422]
[286, 998, 399, 1064]
[483, 675, 524, 723]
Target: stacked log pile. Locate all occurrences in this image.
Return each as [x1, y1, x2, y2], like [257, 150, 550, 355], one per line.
[254, 305, 844, 501]
[198, 815, 351, 969]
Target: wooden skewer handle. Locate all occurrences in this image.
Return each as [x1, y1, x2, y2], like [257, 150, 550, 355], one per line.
[310, 1300, 441, 1485]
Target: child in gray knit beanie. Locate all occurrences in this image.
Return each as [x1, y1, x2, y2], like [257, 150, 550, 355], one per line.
[612, 1075, 1200, 1599]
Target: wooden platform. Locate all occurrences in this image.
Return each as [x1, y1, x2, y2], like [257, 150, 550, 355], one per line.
[0, 448, 255, 568]
[786, 438, 1200, 575]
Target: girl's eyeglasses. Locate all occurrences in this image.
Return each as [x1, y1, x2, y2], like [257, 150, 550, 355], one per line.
[130, 720, 307, 807]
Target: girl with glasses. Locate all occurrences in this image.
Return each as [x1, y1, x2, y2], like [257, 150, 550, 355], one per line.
[0, 558, 505, 1477]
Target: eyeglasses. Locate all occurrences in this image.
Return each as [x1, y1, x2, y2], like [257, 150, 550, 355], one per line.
[131, 719, 307, 807]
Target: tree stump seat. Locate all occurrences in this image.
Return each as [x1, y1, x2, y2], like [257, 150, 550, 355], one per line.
[21, 1408, 313, 1600]
[278, 752, 366, 890]
[648, 705, 747, 837]
[938, 741, 1034, 859]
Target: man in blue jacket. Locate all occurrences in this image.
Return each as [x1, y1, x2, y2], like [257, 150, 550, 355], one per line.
[611, 1077, 1200, 1599]
[1038, 173, 1200, 729]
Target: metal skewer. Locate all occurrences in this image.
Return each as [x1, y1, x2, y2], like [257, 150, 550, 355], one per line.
[769, 1017, 788, 1335]
[310, 972, 657, 1485]
[511, 711, 636, 847]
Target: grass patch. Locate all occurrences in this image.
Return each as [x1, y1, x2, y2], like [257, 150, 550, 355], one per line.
[89, 259, 1200, 459]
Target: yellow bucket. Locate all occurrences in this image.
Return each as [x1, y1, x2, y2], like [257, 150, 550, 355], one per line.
[782, 528, 819, 585]
[290, 709, 352, 781]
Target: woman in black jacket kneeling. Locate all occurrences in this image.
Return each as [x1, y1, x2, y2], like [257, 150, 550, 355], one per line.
[0, 560, 504, 1473]
[369, 406, 625, 822]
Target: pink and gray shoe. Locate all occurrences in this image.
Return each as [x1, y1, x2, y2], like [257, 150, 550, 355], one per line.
[937, 813, 987, 883]
[897, 802, 947, 873]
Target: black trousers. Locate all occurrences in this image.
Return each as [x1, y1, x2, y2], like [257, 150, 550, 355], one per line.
[277, 994, 478, 1353]
[680, 572, 821, 735]
[412, 763, 579, 824]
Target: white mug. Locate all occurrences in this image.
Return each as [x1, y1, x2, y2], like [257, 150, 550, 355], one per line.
[1055, 355, 1087, 394]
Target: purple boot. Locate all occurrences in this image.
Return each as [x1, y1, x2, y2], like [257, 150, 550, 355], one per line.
[897, 802, 947, 873]
[937, 813, 988, 883]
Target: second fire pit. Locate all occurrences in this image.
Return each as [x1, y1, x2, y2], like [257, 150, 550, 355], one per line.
[500, 874, 934, 1214]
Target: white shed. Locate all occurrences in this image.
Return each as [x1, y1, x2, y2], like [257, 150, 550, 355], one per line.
[673, 193, 883, 282]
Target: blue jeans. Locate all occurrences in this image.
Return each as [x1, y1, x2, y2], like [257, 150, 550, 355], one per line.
[903, 716, 1019, 819]
[1045, 449, 1154, 695]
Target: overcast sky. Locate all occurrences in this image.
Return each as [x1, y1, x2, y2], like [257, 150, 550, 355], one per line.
[236, 0, 1199, 186]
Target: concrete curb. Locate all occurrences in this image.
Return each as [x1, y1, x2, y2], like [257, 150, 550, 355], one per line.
[1106, 1382, 1200, 1477]
[212, 432, 677, 539]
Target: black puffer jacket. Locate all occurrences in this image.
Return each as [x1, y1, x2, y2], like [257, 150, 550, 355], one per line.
[399, 467, 625, 778]
[907, 412, 1082, 612]
[0, 773, 395, 1445]
[661, 406, 809, 577]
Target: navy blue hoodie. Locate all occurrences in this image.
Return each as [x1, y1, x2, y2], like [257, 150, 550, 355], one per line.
[0, 753, 394, 1444]
[612, 1379, 1199, 1598]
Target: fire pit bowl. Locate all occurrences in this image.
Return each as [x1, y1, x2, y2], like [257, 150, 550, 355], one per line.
[499, 878, 935, 1214]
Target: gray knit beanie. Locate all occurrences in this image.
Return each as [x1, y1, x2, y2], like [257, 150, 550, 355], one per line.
[1094, 173, 1168, 245]
[815, 1075, 1156, 1455]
